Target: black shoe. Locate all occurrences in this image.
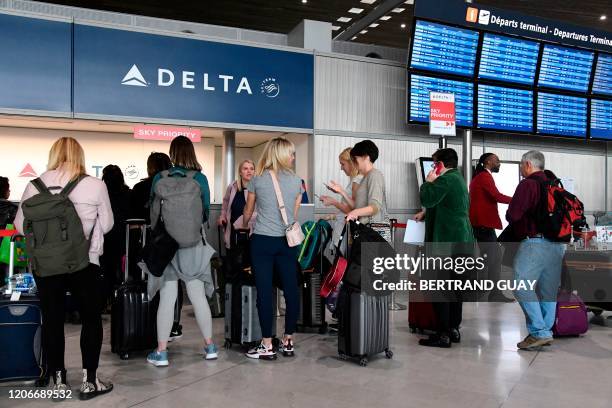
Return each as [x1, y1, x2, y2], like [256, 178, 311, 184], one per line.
[419, 335, 451, 348]
[280, 339, 295, 357]
[168, 323, 183, 342]
[450, 329, 461, 343]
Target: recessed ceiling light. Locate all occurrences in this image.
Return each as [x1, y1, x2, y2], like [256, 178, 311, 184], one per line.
[361, 0, 377, 4]
[369, 23, 380, 28]
[337, 17, 352, 23]
[404, 0, 414, 4]
[332, 25, 341, 31]
[601, 15, 607, 20]
[349, 8, 364, 14]
[351, 36, 358, 40]
[380, 16, 392, 21]
[401, 23, 406, 28]
[301, 0, 307, 3]
[360, 30, 368, 34]
[392, 8, 405, 13]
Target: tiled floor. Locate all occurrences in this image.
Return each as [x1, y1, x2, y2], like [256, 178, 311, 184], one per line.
[2, 297, 611, 408]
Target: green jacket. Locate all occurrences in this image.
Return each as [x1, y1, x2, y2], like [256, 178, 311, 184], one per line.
[420, 169, 474, 254]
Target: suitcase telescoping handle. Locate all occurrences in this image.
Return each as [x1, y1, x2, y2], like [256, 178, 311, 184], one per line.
[8, 234, 25, 280]
[125, 219, 147, 283]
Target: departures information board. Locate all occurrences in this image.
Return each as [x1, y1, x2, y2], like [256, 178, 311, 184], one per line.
[410, 20, 479, 78]
[592, 53, 612, 96]
[538, 44, 595, 93]
[477, 85, 533, 132]
[591, 99, 612, 139]
[478, 33, 540, 85]
[410, 75, 474, 127]
[537, 93, 587, 137]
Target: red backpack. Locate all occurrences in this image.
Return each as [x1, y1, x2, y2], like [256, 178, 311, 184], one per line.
[539, 177, 588, 242]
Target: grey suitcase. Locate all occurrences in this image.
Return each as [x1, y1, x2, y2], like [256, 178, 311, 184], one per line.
[224, 283, 277, 349]
[337, 286, 393, 366]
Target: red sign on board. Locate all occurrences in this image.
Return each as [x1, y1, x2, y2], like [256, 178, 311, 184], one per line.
[134, 125, 202, 142]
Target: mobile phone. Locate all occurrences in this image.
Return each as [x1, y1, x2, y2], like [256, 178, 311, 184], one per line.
[323, 182, 333, 191]
[434, 162, 444, 175]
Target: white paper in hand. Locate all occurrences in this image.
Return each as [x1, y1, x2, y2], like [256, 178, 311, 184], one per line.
[403, 220, 426, 245]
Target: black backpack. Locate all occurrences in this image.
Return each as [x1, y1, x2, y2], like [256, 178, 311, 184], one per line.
[342, 221, 399, 295]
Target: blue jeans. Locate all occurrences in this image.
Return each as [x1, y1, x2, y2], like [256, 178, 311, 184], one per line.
[513, 237, 565, 338]
[250, 234, 299, 338]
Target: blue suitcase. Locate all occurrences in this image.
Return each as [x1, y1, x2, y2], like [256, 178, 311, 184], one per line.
[0, 296, 43, 382]
[0, 235, 43, 382]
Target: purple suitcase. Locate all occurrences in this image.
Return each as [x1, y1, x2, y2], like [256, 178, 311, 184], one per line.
[552, 291, 588, 337]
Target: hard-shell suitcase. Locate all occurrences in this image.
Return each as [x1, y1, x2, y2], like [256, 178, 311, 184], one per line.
[0, 234, 44, 382]
[563, 249, 612, 315]
[337, 286, 392, 367]
[408, 298, 438, 333]
[224, 282, 277, 349]
[111, 219, 159, 360]
[297, 267, 328, 334]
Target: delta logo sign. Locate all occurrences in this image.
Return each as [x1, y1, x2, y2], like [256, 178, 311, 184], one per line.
[121, 64, 281, 99]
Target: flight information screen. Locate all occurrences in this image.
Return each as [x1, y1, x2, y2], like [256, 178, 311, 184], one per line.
[538, 45, 594, 93]
[409, 74, 474, 127]
[537, 93, 587, 138]
[477, 85, 533, 132]
[592, 53, 612, 96]
[591, 99, 612, 139]
[479, 33, 540, 85]
[410, 20, 479, 78]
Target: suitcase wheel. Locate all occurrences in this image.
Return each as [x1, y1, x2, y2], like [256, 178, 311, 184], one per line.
[359, 357, 368, 367]
[120, 353, 129, 360]
[338, 352, 347, 361]
[224, 340, 232, 349]
[385, 349, 393, 359]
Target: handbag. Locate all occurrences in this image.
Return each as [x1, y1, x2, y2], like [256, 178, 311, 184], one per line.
[141, 204, 179, 277]
[269, 171, 304, 247]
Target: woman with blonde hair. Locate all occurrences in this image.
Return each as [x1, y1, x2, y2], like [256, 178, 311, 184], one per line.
[217, 159, 256, 249]
[242, 137, 302, 360]
[146, 136, 218, 367]
[15, 137, 114, 400]
[319, 148, 363, 251]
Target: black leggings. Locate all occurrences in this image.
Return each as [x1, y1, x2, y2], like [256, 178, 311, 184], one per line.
[34, 264, 104, 376]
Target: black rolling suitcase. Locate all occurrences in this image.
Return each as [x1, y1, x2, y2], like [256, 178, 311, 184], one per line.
[297, 263, 328, 334]
[111, 219, 159, 360]
[337, 286, 393, 367]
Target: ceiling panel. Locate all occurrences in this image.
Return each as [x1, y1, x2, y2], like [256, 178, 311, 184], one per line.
[35, 0, 612, 50]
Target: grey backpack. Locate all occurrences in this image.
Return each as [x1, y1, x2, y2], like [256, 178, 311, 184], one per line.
[22, 176, 90, 277]
[151, 168, 203, 248]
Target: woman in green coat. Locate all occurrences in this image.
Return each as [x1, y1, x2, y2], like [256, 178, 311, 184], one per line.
[414, 148, 474, 348]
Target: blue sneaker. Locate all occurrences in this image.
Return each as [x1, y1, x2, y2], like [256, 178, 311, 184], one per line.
[204, 344, 218, 360]
[147, 350, 169, 367]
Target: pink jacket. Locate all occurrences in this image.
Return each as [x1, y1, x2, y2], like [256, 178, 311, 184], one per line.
[15, 170, 114, 266]
[219, 181, 256, 249]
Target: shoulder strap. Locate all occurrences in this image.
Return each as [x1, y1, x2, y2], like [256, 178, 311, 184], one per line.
[60, 175, 87, 197]
[31, 178, 50, 194]
[269, 171, 289, 227]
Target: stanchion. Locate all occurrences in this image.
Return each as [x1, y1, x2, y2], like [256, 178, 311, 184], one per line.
[388, 219, 407, 311]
